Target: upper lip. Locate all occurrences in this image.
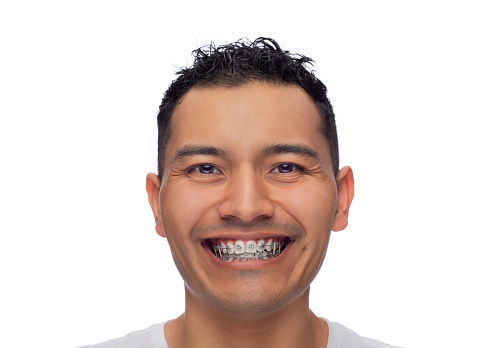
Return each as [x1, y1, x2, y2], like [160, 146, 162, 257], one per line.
[193, 222, 303, 243]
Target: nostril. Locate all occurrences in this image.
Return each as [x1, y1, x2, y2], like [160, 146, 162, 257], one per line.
[217, 199, 275, 223]
[216, 177, 275, 223]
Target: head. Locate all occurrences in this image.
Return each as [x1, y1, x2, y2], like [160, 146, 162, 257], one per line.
[146, 38, 354, 318]
[157, 37, 339, 181]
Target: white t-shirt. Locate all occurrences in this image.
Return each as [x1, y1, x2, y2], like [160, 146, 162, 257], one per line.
[78, 319, 402, 348]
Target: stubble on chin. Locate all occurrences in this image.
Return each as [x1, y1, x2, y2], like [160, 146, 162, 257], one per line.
[209, 269, 293, 315]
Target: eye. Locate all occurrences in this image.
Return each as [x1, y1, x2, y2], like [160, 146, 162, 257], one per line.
[271, 163, 302, 174]
[190, 164, 221, 175]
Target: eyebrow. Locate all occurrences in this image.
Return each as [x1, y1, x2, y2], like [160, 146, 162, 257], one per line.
[170, 145, 229, 166]
[262, 143, 322, 163]
[169, 143, 322, 167]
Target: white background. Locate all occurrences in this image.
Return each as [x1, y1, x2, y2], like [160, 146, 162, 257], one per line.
[1, 1, 493, 347]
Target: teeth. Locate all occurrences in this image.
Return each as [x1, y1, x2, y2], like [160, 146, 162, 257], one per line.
[227, 242, 235, 254]
[257, 239, 265, 252]
[246, 240, 256, 252]
[265, 239, 273, 252]
[234, 240, 245, 254]
[273, 242, 280, 256]
[211, 239, 287, 262]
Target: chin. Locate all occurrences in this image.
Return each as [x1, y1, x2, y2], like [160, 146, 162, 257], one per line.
[199, 281, 305, 318]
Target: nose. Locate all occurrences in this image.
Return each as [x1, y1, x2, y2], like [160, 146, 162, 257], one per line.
[217, 169, 275, 223]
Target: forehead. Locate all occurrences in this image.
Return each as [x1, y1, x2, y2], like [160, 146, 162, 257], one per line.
[166, 82, 329, 163]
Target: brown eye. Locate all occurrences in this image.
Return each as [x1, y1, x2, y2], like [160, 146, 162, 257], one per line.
[277, 164, 294, 173]
[193, 164, 221, 175]
[271, 163, 302, 174]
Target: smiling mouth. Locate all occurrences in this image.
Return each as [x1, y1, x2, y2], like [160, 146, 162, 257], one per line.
[208, 237, 288, 262]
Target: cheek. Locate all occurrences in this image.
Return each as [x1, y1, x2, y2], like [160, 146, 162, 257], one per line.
[161, 184, 220, 238]
[279, 183, 336, 234]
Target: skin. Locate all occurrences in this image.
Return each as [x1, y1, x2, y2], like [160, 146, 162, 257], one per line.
[146, 82, 354, 348]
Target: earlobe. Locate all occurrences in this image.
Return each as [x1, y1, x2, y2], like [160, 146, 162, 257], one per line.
[145, 173, 166, 238]
[332, 166, 354, 232]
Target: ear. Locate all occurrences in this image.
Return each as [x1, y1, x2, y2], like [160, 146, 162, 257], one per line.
[146, 173, 166, 238]
[332, 166, 354, 232]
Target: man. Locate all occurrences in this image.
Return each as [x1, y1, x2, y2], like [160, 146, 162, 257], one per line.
[80, 38, 402, 348]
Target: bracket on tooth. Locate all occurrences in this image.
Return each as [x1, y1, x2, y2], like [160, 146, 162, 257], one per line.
[212, 241, 286, 261]
[212, 242, 284, 253]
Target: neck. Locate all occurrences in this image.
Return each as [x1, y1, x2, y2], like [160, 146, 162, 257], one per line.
[164, 286, 328, 348]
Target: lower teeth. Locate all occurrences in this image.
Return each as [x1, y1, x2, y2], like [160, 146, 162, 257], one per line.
[211, 241, 286, 261]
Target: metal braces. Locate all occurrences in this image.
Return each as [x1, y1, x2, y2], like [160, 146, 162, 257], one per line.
[211, 241, 286, 260]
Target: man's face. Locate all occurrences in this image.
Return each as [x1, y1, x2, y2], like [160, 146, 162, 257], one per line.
[147, 82, 352, 316]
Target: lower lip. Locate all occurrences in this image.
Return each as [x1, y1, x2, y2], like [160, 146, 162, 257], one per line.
[202, 240, 293, 269]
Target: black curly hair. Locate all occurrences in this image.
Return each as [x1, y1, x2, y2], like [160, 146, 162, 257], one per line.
[157, 37, 339, 180]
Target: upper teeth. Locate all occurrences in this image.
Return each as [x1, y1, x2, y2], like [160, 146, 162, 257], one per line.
[265, 238, 273, 252]
[227, 242, 234, 254]
[246, 240, 256, 250]
[235, 240, 245, 254]
[211, 239, 286, 261]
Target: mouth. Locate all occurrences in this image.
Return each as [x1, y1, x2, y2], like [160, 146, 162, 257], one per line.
[207, 237, 289, 262]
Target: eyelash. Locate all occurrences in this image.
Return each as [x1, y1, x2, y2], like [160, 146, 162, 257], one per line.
[187, 163, 305, 176]
[270, 163, 305, 174]
[187, 164, 222, 175]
